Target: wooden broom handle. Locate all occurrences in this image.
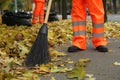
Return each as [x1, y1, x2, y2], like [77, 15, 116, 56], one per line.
[44, 0, 52, 23]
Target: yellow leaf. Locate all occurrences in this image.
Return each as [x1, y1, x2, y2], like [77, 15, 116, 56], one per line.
[50, 77, 56, 80]
[78, 58, 91, 63]
[49, 48, 67, 57]
[39, 64, 50, 72]
[113, 62, 120, 66]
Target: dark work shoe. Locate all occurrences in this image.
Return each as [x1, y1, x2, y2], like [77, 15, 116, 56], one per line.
[68, 46, 83, 52]
[96, 45, 108, 52]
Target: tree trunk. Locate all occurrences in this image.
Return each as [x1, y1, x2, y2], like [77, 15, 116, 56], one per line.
[102, 0, 107, 22]
[62, 0, 67, 19]
[14, 0, 18, 13]
[57, 0, 61, 14]
[112, 0, 117, 14]
[0, 6, 1, 15]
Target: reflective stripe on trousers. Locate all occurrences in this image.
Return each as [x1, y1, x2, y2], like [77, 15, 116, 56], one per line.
[92, 22, 108, 47]
[39, 14, 44, 23]
[72, 21, 87, 49]
[72, 21, 86, 36]
[32, 14, 44, 23]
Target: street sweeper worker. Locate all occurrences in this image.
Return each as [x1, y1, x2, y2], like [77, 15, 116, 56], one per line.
[68, 0, 108, 52]
[32, 0, 45, 24]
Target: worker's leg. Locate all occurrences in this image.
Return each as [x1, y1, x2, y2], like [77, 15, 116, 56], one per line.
[39, 1, 45, 23]
[68, 0, 87, 52]
[87, 0, 108, 52]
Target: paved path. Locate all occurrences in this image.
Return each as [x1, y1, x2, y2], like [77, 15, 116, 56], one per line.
[107, 15, 120, 21]
[41, 14, 120, 80]
[41, 38, 120, 80]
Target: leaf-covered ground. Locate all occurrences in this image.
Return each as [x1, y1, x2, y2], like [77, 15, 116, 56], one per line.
[0, 16, 120, 80]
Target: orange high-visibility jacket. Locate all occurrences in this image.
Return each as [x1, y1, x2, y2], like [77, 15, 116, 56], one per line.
[32, 0, 45, 23]
[33, 0, 45, 2]
[71, 0, 108, 49]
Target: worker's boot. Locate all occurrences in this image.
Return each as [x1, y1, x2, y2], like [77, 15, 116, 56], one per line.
[96, 45, 108, 52]
[68, 46, 83, 52]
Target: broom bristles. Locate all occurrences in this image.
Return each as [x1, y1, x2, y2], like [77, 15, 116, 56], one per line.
[25, 24, 50, 67]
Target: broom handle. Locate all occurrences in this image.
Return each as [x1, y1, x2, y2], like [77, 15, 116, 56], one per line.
[44, 0, 52, 24]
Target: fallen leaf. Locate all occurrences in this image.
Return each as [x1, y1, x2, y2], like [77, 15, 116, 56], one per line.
[50, 77, 56, 80]
[113, 62, 120, 66]
[67, 64, 85, 80]
[78, 58, 91, 63]
[108, 49, 113, 53]
[84, 74, 96, 80]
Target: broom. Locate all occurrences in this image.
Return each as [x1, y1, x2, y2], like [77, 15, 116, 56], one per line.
[25, 0, 52, 67]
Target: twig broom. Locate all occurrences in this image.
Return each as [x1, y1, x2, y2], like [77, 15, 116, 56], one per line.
[25, 0, 52, 67]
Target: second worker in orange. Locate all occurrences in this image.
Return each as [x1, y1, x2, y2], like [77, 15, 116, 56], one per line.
[32, 0, 45, 24]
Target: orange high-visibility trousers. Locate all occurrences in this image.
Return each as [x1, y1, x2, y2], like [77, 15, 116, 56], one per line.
[32, 0, 45, 24]
[71, 0, 108, 49]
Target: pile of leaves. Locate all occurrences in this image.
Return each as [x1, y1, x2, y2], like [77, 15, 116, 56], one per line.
[0, 16, 120, 80]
